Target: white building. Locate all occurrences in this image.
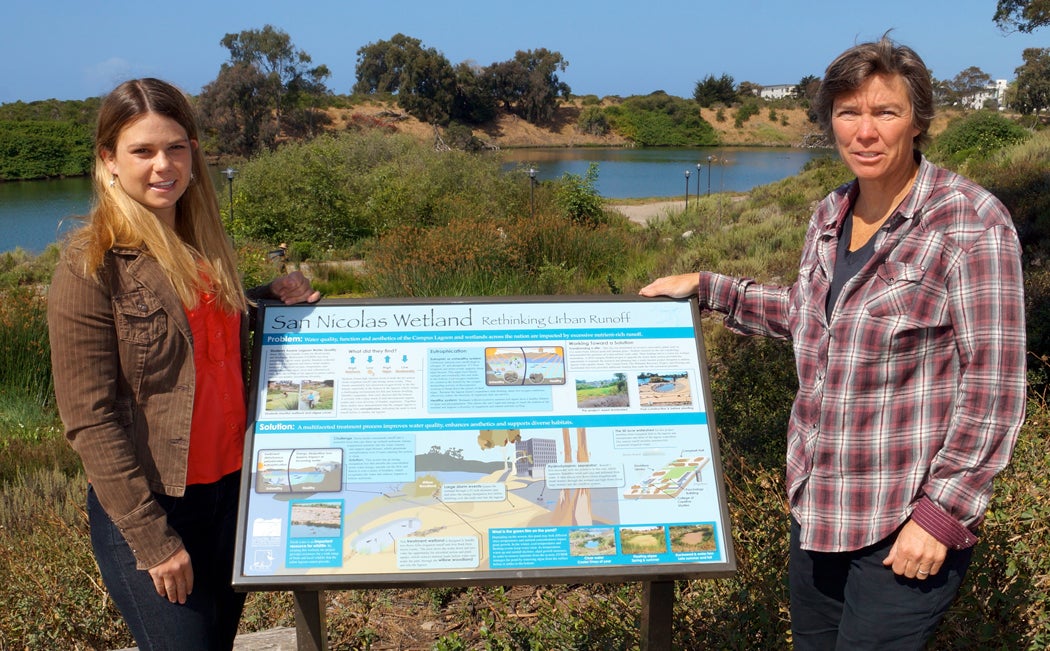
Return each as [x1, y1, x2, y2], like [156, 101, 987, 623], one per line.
[963, 79, 1009, 110]
[758, 84, 797, 100]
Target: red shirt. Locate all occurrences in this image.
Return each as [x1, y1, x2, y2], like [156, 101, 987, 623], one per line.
[185, 292, 246, 485]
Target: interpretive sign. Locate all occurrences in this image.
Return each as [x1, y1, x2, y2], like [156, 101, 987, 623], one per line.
[232, 296, 735, 589]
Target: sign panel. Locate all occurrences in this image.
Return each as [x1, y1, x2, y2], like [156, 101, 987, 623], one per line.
[233, 296, 735, 588]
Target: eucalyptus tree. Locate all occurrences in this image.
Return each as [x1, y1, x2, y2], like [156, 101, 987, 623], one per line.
[353, 33, 458, 125]
[355, 35, 568, 127]
[217, 25, 330, 136]
[946, 66, 994, 107]
[197, 62, 275, 156]
[994, 0, 1050, 32]
[485, 48, 571, 124]
[1012, 47, 1050, 115]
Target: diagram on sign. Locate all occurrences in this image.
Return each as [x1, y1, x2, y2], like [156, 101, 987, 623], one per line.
[485, 346, 565, 385]
[255, 448, 343, 493]
[623, 456, 709, 499]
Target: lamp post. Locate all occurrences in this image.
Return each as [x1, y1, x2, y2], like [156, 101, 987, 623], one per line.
[527, 167, 537, 218]
[696, 162, 702, 203]
[222, 167, 236, 222]
[684, 170, 690, 210]
[706, 155, 714, 195]
[718, 156, 727, 225]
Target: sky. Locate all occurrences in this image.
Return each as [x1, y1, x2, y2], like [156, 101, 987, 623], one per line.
[1, 0, 1046, 104]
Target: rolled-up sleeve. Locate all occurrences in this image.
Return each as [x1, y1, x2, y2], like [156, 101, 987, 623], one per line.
[699, 271, 793, 339]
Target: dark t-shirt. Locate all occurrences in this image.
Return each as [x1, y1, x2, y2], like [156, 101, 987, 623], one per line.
[826, 211, 877, 320]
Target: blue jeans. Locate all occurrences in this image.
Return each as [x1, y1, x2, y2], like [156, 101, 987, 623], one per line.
[789, 517, 972, 651]
[88, 472, 246, 651]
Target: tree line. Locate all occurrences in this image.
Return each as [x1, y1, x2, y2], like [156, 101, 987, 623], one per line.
[197, 28, 571, 157]
[1, 2, 1049, 179]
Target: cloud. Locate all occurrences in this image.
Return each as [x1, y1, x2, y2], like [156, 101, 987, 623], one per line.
[82, 57, 158, 96]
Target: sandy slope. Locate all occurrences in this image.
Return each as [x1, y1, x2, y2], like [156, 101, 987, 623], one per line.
[329, 101, 820, 149]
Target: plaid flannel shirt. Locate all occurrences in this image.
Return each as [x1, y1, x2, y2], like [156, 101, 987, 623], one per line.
[699, 154, 1026, 552]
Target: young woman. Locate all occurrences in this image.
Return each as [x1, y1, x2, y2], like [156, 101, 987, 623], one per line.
[48, 78, 319, 650]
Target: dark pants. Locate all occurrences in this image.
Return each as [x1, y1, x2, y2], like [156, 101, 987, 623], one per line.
[789, 517, 972, 651]
[88, 472, 247, 651]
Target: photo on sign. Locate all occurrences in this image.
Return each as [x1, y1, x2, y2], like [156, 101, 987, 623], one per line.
[289, 500, 343, 538]
[637, 371, 692, 408]
[575, 373, 630, 409]
[620, 526, 669, 555]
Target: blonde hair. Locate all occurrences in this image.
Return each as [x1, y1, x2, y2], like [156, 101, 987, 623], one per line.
[66, 78, 246, 313]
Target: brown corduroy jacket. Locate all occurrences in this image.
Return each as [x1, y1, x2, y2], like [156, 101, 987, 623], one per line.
[48, 248, 265, 570]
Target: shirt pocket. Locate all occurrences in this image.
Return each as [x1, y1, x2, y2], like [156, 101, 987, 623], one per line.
[113, 289, 168, 345]
[865, 261, 948, 328]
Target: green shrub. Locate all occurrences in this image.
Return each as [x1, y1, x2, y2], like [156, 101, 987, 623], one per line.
[0, 120, 93, 180]
[577, 105, 610, 136]
[554, 162, 605, 225]
[799, 154, 853, 194]
[0, 98, 100, 125]
[227, 130, 524, 250]
[604, 93, 718, 146]
[0, 468, 131, 649]
[733, 100, 760, 128]
[0, 285, 53, 421]
[443, 122, 488, 151]
[308, 261, 368, 297]
[965, 131, 1050, 257]
[927, 111, 1030, 169]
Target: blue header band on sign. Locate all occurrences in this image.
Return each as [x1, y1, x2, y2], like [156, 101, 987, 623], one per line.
[263, 327, 695, 346]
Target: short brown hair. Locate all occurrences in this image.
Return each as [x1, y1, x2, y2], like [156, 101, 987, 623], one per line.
[813, 35, 934, 149]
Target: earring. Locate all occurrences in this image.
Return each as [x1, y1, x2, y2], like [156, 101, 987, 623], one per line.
[190, 172, 196, 182]
[109, 176, 117, 187]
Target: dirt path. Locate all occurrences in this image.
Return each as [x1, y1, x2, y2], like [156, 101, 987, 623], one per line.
[607, 201, 684, 224]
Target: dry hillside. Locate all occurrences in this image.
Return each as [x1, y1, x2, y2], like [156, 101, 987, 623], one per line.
[328, 100, 822, 149]
[327, 99, 960, 150]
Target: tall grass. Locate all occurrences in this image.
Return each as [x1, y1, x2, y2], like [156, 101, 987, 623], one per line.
[0, 248, 58, 436]
[366, 208, 639, 297]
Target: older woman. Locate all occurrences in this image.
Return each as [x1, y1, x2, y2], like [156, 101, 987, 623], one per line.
[48, 78, 319, 650]
[641, 37, 1025, 649]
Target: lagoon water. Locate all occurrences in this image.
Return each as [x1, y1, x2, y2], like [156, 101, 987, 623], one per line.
[1, 175, 93, 254]
[500, 146, 827, 199]
[2, 147, 829, 253]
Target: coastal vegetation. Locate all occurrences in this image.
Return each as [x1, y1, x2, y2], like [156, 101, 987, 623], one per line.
[3, 7, 1050, 644]
[1, 115, 1049, 647]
